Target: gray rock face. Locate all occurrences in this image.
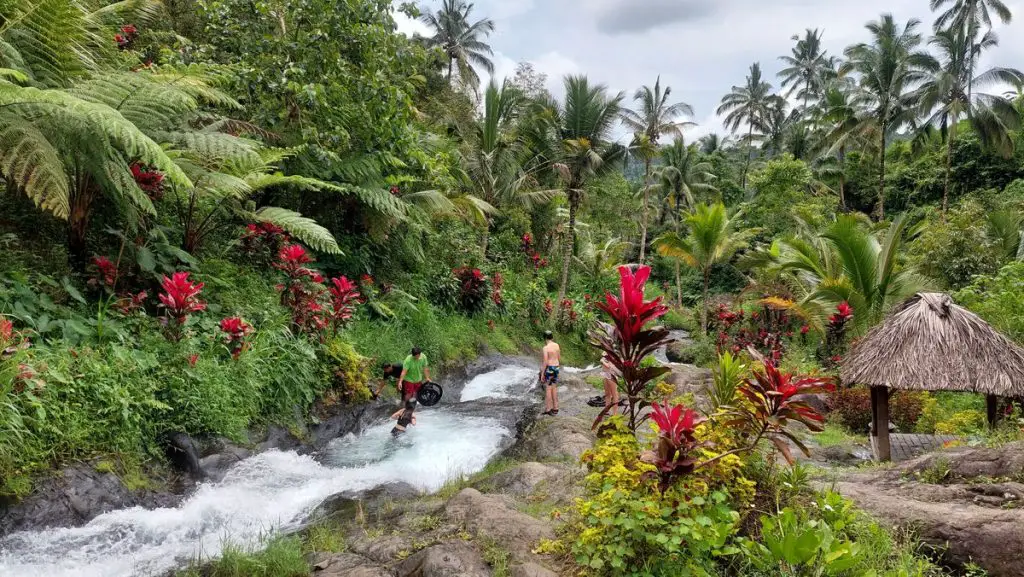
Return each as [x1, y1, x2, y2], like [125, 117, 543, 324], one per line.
[832, 442, 1024, 577]
[445, 488, 555, 557]
[485, 462, 568, 497]
[510, 562, 558, 577]
[396, 541, 491, 577]
[0, 463, 179, 534]
[514, 417, 594, 462]
[312, 552, 392, 577]
[165, 432, 205, 479]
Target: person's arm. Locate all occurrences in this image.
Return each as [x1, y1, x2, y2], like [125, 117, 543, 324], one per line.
[397, 367, 407, 390]
[539, 350, 549, 379]
[410, 415, 417, 425]
[390, 409, 402, 420]
[372, 378, 388, 399]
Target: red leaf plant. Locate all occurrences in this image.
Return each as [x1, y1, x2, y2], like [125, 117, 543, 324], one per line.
[89, 256, 119, 290]
[241, 222, 290, 263]
[327, 276, 361, 330]
[725, 361, 835, 464]
[823, 301, 854, 368]
[590, 265, 671, 432]
[130, 163, 164, 199]
[641, 402, 709, 494]
[158, 272, 206, 340]
[219, 316, 253, 359]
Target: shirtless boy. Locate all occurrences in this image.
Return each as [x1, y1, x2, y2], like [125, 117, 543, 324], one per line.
[539, 330, 561, 416]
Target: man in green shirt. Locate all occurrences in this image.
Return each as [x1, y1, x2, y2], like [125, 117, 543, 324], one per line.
[398, 347, 431, 403]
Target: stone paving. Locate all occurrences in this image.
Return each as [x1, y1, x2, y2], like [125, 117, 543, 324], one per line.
[872, 433, 960, 461]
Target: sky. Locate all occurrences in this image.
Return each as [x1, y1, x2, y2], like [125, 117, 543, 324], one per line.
[395, 0, 1024, 143]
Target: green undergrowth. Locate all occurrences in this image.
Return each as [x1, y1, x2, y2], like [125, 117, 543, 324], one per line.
[436, 456, 522, 499]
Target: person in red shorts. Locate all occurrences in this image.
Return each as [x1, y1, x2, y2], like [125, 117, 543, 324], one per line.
[397, 347, 431, 402]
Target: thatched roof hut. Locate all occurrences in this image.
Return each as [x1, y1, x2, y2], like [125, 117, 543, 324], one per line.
[842, 292, 1024, 396]
[841, 293, 1024, 461]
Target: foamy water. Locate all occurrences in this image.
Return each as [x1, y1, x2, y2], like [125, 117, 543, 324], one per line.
[0, 365, 528, 577]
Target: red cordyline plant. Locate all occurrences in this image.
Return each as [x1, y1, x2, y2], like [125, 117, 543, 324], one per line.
[158, 272, 206, 340]
[640, 361, 834, 494]
[274, 243, 327, 333]
[641, 403, 709, 494]
[241, 222, 290, 263]
[130, 163, 164, 199]
[89, 256, 119, 290]
[823, 301, 854, 368]
[590, 265, 671, 432]
[452, 266, 489, 314]
[327, 276, 360, 330]
[219, 317, 253, 359]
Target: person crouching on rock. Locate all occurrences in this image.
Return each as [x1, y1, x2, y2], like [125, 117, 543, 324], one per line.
[371, 361, 405, 400]
[391, 399, 417, 436]
[397, 346, 431, 403]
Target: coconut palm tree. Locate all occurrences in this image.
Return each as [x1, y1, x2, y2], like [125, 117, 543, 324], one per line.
[779, 29, 832, 114]
[653, 202, 751, 333]
[531, 75, 624, 320]
[717, 63, 773, 189]
[931, 0, 1012, 98]
[842, 15, 932, 219]
[818, 82, 866, 210]
[655, 139, 718, 305]
[419, 0, 495, 89]
[621, 77, 694, 263]
[699, 133, 732, 154]
[917, 27, 1023, 214]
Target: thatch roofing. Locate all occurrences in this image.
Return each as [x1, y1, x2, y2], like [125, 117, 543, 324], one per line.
[841, 293, 1024, 395]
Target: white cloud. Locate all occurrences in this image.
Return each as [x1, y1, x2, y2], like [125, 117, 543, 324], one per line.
[393, 9, 431, 37]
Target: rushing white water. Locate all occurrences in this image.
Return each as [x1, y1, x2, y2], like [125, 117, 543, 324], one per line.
[460, 365, 538, 401]
[0, 365, 529, 577]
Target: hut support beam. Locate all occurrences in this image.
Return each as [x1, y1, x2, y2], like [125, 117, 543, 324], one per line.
[871, 386, 891, 462]
[987, 395, 999, 428]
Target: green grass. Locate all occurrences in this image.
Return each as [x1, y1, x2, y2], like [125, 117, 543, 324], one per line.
[479, 537, 512, 577]
[302, 521, 346, 555]
[176, 536, 307, 577]
[436, 457, 521, 499]
[814, 423, 866, 448]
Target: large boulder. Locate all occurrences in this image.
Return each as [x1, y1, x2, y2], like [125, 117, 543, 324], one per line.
[396, 541, 491, 577]
[445, 488, 555, 557]
[511, 563, 558, 577]
[831, 443, 1024, 576]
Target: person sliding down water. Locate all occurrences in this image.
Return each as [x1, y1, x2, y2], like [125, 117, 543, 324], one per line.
[390, 399, 417, 436]
[397, 347, 431, 403]
[539, 331, 560, 416]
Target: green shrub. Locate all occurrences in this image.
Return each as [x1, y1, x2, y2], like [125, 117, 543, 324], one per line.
[321, 337, 372, 405]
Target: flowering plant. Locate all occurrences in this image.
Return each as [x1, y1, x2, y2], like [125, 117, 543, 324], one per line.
[452, 266, 489, 314]
[240, 222, 290, 263]
[158, 272, 206, 340]
[130, 163, 164, 199]
[115, 24, 138, 50]
[590, 265, 671, 432]
[89, 256, 119, 290]
[219, 316, 253, 359]
[823, 301, 854, 368]
[274, 244, 329, 335]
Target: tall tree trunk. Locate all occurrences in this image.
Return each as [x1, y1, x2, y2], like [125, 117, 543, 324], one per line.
[447, 57, 454, 86]
[838, 145, 847, 211]
[942, 129, 956, 217]
[700, 268, 710, 334]
[741, 124, 754, 189]
[638, 158, 651, 264]
[674, 196, 682, 307]
[480, 220, 490, 260]
[876, 130, 886, 220]
[553, 192, 577, 324]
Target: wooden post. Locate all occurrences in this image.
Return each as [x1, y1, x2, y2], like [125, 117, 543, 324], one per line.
[987, 395, 999, 429]
[871, 386, 891, 462]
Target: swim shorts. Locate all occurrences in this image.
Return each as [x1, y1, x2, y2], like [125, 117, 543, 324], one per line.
[402, 381, 423, 398]
[543, 366, 560, 385]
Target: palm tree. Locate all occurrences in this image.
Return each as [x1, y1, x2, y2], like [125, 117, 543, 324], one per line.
[621, 77, 694, 263]
[917, 27, 1023, 213]
[655, 139, 718, 305]
[779, 29, 832, 114]
[819, 83, 866, 210]
[653, 202, 750, 333]
[759, 96, 797, 157]
[419, 0, 496, 89]
[747, 215, 924, 329]
[699, 133, 732, 154]
[573, 236, 628, 294]
[931, 0, 1012, 98]
[717, 63, 773, 189]
[842, 15, 932, 219]
[533, 75, 624, 320]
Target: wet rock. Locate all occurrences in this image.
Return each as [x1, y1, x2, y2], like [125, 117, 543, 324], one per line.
[511, 562, 558, 577]
[445, 488, 555, 557]
[198, 445, 252, 483]
[258, 424, 303, 452]
[514, 417, 594, 462]
[0, 462, 180, 533]
[311, 482, 423, 523]
[309, 404, 372, 449]
[396, 541, 490, 577]
[164, 432, 205, 479]
[664, 341, 691, 364]
[484, 462, 570, 497]
[312, 552, 391, 577]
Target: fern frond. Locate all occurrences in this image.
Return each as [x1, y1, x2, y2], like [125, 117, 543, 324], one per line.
[253, 206, 341, 254]
[0, 110, 68, 215]
[84, 0, 164, 28]
[156, 130, 263, 168]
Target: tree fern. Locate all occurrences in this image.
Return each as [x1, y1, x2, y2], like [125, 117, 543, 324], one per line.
[253, 206, 341, 254]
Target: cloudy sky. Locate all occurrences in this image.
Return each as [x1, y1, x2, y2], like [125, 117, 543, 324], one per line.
[396, 0, 1024, 142]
